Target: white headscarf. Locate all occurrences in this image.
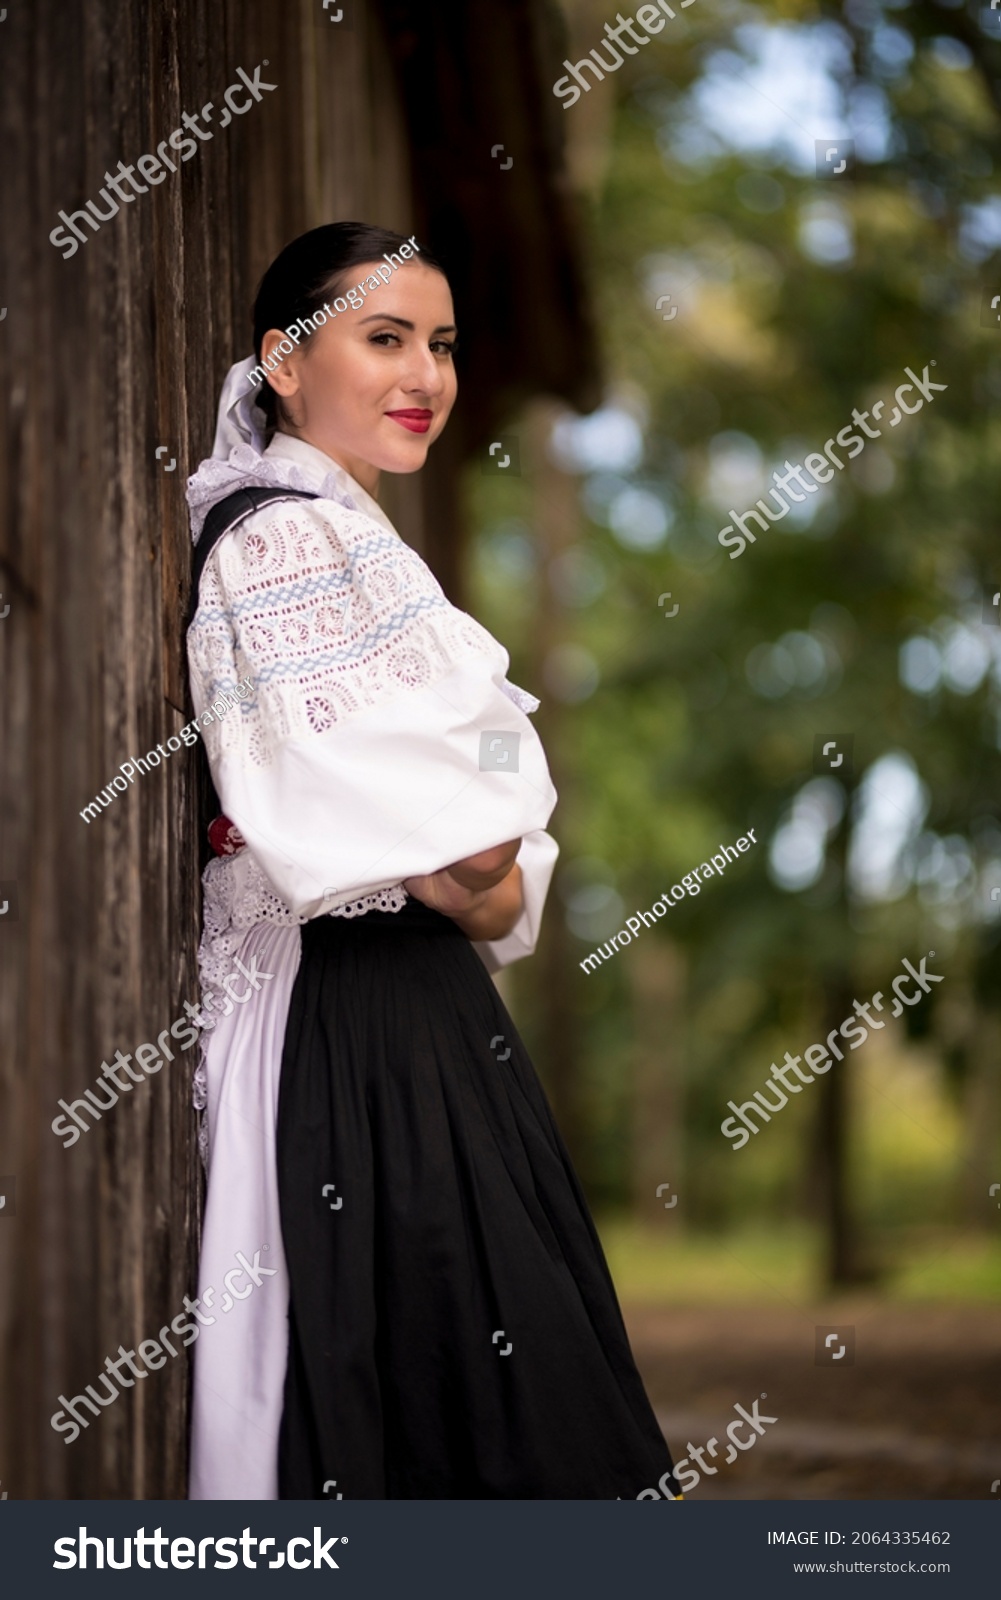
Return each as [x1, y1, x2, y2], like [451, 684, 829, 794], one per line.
[186, 356, 351, 543]
[210, 355, 269, 460]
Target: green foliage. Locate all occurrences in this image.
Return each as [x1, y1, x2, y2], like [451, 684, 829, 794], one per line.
[468, 0, 1001, 1248]
[598, 1219, 1001, 1303]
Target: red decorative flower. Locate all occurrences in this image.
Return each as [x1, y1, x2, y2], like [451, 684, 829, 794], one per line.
[208, 816, 247, 856]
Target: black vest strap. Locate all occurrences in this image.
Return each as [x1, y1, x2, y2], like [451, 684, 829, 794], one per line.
[191, 486, 321, 599]
[186, 485, 322, 825]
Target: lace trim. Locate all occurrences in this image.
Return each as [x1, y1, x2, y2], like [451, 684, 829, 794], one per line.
[197, 851, 407, 1005]
[501, 679, 540, 715]
[193, 851, 408, 1165]
[193, 1059, 210, 1167]
[186, 443, 362, 541]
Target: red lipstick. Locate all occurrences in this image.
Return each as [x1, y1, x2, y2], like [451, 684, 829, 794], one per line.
[386, 409, 433, 434]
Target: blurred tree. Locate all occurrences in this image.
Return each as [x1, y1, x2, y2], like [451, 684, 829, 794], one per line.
[470, 0, 1001, 1289]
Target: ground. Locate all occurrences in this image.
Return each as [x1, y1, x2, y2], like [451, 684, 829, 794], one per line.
[623, 1302, 1001, 1500]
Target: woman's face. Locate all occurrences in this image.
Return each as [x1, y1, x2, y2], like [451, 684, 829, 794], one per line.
[261, 260, 458, 495]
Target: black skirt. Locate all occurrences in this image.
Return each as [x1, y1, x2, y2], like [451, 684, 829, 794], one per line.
[275, 898, 677, 1499]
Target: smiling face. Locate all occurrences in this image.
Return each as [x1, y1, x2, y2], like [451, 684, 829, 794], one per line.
[260, 260, 458, 496]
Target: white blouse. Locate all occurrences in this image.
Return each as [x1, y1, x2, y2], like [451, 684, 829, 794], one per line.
[188, 431, 559, 1001]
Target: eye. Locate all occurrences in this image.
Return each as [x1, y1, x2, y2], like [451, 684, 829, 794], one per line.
[368, 330, 402, 347]
[431, 339, 458, 357]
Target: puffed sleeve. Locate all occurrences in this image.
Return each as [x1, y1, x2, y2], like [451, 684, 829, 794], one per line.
[187, 495, 558, 963]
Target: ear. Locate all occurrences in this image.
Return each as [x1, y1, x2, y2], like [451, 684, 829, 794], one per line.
[260, 328, 301, 397]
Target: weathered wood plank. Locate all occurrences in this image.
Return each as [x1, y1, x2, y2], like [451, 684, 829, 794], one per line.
[0, 0, 595, 1500]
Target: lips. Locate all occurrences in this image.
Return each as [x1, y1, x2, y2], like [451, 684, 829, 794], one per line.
[386, 409, 433, 434]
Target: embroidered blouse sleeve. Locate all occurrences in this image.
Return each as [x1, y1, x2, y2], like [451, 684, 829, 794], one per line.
[187, 496, 558, 947]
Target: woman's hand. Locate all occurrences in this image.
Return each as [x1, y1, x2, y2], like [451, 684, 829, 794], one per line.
[444, 838, 522, 893]
[404, 840, 524, 940]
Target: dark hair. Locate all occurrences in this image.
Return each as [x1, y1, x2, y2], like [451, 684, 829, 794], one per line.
[251, 221, 448, 428]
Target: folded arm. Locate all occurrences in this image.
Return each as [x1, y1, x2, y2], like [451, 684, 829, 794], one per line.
[404, 839, 525, 941]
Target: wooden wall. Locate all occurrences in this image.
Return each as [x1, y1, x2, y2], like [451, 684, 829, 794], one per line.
[0, 0, 421, 1503]
[0, 0, 596, 1500]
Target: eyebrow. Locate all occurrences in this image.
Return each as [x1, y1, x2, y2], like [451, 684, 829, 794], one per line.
[357, 314, 458, 334]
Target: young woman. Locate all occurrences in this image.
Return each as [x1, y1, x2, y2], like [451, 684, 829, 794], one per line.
[185, 222, 677, 1500]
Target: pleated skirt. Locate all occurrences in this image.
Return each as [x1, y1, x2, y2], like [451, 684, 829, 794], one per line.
[275, 898, 677, 1499]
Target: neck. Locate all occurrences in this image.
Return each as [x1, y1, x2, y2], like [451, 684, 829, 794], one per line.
[277, 426, 380, 500]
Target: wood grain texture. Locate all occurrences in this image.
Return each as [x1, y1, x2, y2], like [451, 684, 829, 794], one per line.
[0, 0, 597, 1499]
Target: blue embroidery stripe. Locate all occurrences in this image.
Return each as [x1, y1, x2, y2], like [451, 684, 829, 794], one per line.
[196, 576, 446, 626]
[249, 599, 457, 683]
[197, 597, 464, 700]
[232, 529, 401, 576]
[233, 524, 399, 561]
[194, 594, 448, 654]
[197, 573, 354, 622]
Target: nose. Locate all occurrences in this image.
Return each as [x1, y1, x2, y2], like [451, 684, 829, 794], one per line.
[399, 342, 448, 400]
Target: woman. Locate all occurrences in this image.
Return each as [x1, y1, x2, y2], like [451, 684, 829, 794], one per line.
[185, 222, 677, 1500]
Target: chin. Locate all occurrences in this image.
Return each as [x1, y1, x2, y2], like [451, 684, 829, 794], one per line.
[390, 448, 432, 475]
[375, 438, 435, 475]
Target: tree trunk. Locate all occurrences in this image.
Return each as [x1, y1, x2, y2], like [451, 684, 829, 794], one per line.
[813, 979, 867, 1287]
[629, 939, 685, 1229]
[960, 1008, 1001, 1228]
[518, 399, 588, 1170]
[812, 794, 870, 1289]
